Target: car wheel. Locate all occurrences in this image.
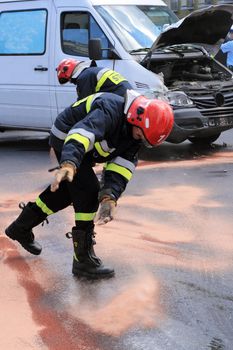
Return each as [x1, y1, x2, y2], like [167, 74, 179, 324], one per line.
[188, 133, 221, 145]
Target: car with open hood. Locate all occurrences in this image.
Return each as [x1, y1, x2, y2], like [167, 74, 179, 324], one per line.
[1, 0, 233, 147]
[140, 4, 233, 144]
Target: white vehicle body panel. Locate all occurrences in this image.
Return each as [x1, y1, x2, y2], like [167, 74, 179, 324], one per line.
[0, 0, 177, 130]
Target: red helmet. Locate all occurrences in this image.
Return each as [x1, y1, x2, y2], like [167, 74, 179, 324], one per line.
[57, 59, 80, 84]
[126, 95, 174, 146]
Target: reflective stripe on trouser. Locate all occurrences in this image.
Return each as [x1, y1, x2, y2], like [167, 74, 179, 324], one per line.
[34, 156, 100, 228]
[35, 197, 54, 216]
[75, 212, 96, 221]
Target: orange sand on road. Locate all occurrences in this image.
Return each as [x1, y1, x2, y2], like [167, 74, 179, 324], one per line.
[1, 151, 233, 347]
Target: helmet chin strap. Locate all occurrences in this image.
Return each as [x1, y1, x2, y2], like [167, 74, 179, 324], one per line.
[124, 89, 141, 114]
[142, 138, 153, 148]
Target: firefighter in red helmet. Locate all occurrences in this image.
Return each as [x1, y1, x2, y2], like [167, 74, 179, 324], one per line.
[56, 58, 132, 99]
[5, 90, 174, 279]
[56, 58, 81, 84]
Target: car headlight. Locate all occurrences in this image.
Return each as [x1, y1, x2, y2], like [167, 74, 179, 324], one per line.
[166, 91, 194, 107]
[142, 89, 170, 102]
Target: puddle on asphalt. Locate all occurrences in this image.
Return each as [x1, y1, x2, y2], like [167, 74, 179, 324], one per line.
[71, 272, 162, 336]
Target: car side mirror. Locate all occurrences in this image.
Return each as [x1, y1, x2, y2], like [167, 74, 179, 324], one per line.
[89, 38, 120, 60]
[89, 38, 102, 60]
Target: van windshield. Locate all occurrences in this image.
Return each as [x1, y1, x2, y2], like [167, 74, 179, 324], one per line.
[95, 5, 178, 52]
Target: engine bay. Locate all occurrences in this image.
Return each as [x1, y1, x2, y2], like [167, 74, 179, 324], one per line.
[145, 55, 232, 91]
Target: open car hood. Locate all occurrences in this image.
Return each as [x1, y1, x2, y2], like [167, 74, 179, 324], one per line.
[148, 5, 233, 56]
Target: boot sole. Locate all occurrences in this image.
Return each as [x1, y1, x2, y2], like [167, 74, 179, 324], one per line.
[20, 243, 42, 255]
[5, 228, 42, 255]
[72, 267, 115, 280]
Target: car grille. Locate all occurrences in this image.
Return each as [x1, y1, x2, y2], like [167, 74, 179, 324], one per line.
[188, 85, 233, 109]
[201, 107, 233, 117]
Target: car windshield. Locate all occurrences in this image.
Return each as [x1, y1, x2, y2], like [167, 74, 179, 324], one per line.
[95, 5, 178, 53]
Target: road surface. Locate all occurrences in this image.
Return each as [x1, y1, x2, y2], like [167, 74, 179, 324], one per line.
[0, 130, 233, 350]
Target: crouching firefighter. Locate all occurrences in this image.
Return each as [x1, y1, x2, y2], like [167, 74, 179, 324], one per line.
[5, 90, 174, 279]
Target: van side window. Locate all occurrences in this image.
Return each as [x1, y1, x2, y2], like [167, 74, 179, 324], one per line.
[0, 10, 47, 55]
[61, 12, 110, 58]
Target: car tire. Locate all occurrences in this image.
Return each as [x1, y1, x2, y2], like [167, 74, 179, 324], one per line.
[188, 133, 221, 145]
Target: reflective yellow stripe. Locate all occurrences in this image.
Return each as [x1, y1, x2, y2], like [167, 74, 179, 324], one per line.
[74, 253, 79, 262]
[105, 163, 132, 181]
[65, 133, 89, 152]
[36, 197, 54, 215]
[94, 142, 110, 157]
[108, 72, 126, 85]
[86, 95, 94, 113]
[75, 212, 96, 221]
[72, 96, 88, 108]
[73, 94, 99, 112]
[95, 70, 126, 92]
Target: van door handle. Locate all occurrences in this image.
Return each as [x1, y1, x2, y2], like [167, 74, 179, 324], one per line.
[34, 66, 48, 71]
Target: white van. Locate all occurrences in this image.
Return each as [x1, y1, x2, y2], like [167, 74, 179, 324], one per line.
[1, 0, 233, 145]
[0, 0, 176, 129]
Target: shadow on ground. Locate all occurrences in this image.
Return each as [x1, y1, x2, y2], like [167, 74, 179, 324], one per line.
[139, 140, 230, 162]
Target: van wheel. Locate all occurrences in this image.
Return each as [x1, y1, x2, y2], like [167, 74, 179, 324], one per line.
[188, 133, 221, 145]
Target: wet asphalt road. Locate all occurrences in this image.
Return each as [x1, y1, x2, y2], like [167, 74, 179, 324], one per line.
[0, 130, 233, 350]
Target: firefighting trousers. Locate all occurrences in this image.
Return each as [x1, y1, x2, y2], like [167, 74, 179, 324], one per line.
[34, 153, 100, 230]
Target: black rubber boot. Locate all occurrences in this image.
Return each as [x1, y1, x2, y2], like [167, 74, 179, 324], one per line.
[71, 227, 115, 279]
[5, 202, 47, 255]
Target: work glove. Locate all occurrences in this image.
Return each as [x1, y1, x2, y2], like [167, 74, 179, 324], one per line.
[50, 162, 76, 192]
[95, 196, 117, 225]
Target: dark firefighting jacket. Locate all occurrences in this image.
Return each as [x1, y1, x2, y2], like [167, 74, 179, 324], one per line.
[49, 92, 141, 200]
[71, 66, 132, 99]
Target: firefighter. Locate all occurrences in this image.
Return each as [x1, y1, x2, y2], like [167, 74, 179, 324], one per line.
[56, 58, 133, 99]
[220, 27, 233, 71]
[5, 90, 174, 279]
